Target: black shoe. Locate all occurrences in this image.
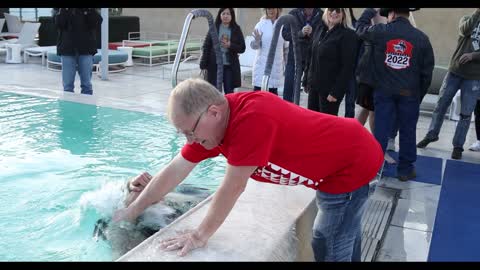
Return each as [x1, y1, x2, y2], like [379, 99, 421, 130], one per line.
[398, 170, 416, 182]
[451, 147, 463, 160]
[416, 137, 438, 148]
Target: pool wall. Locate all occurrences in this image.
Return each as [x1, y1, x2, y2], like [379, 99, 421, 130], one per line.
[118, 179, 317, 261]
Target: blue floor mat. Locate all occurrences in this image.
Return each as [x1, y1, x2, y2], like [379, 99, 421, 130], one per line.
[428, 159, 480, 261]
[382, 151, 442, 185]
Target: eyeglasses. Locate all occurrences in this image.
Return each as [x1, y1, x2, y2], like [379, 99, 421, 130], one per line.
[327, 8, 343, 13]
[179, 107, 208, 139]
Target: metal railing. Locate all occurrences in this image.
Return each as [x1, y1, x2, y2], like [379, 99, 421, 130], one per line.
[261, 14, 302, 105]
[171, 9, 223, 90]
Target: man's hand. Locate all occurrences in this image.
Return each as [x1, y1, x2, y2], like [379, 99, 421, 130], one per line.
[160, 229, 207, 256]
[128, 172, 152, 192]
[302, 24, 312, 37]
[459, 53, 474, 65]
[327, 94, 338, 102]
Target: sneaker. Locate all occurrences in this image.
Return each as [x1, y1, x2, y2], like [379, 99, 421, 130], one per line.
[387, 138, 396, 152]
[468, 141, 480, 151]
[451, 147, 463, 160]
[398, 169, 416, 182]
[416, 136, 438, 148]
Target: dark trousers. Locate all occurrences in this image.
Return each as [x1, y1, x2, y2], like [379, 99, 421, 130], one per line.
[374, 91, 420, 177]
[308, 90, 342, 116]
[253, 86, 278, 95]
[475, 100, 480, 140]
[283, 55, 295, 102]
[344, 77, 356, 118]
[223, 65, 234, 94]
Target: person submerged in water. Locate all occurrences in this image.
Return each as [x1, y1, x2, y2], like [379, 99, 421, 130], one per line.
[93, 172, 212, 259]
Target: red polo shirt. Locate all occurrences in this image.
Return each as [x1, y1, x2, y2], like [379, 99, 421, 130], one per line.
[181, 91, 383, 194]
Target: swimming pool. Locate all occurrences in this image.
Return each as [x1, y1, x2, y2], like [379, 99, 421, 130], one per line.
[0, 91, 226, 261]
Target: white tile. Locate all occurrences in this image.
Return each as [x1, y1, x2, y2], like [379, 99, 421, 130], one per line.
[390, 199, 437, 232]
[376, 226, 431, 262]
[370, 186, 397, 202]
[377, 176, 434, 190]
[399, 185, 441, 204]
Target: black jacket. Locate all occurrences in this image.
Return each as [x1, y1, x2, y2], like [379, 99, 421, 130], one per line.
[199, 24, 246, 89]
[53, 8, 103, 56]
[354, 8, 376, 87]
[281, 8, 323, 67]
[357, 10, 435, 99]
[304, 23, 359, 100]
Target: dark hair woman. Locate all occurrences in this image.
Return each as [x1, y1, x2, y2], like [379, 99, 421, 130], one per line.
[199, 8, 246, 94]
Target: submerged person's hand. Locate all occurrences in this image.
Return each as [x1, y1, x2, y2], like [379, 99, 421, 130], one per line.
[160, 229, 207, 256]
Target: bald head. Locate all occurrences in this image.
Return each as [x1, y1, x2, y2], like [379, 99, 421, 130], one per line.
[167, 78, 226, 122]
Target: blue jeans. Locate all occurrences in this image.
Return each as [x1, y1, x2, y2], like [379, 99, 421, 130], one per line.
[374, 90, 420, 176]
[344, 77, 356, 118]
[425, 72, 480, 150]
[61, 54, 94, 94]
[312, 183, 370, 261]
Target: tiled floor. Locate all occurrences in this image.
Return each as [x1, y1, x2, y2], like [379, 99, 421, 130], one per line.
[1, 54, 479, 261]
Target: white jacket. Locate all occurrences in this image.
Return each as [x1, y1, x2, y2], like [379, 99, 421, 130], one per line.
[251, 18, 286, 89]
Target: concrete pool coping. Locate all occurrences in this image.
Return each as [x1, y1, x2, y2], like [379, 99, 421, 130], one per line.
[118, 180, 317, 261]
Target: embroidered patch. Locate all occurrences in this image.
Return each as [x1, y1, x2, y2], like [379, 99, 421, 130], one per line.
[384, 39, 414, 70]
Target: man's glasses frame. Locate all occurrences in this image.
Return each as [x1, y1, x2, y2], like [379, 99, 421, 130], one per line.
[179, 106, 209, 139]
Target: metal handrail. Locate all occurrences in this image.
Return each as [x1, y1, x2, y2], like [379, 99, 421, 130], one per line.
[261, 14, 302, 105]
[172, 9, 223, 90]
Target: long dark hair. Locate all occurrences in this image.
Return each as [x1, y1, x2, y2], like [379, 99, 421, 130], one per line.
[215, 8, 239, 29]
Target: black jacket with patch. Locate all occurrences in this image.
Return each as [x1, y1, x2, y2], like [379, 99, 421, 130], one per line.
[357, 10, 435, 99]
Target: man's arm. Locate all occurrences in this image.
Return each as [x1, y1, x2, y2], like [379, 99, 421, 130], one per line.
[160, 164, 257, 256]
[113, 153, 197, 222]
[356, 8, 382, 43]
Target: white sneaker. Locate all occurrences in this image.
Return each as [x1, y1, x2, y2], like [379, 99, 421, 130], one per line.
[468, 141, 480, 151]
[387, 138, 396, 152]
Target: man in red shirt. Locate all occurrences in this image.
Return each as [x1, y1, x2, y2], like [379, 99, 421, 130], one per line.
[113, 78, 384, 261]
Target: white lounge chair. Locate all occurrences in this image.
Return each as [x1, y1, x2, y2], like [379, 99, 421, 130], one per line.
[0, 13, 23, 38]
[0, 22, 41, 50]
[0, 18, 5, 33]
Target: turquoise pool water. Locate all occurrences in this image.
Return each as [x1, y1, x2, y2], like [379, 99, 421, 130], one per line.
[0, 92, 226, 261]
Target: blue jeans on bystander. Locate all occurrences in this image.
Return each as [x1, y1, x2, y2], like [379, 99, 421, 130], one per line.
[425, 72, 480, 150]
[61, 53, 94, 95]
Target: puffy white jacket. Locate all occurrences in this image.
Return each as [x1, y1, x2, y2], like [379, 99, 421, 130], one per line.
[251, 18, 286, 89]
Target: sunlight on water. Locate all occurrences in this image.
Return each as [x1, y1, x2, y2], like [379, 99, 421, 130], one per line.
[0, 92, 225, 261]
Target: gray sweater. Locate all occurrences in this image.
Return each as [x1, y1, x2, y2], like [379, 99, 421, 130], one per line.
[449, 9, 480, 80]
